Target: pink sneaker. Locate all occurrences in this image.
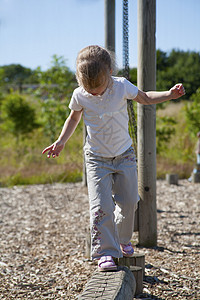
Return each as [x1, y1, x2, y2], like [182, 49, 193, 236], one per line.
[120, 242, 134, 257]
[98, 256, 117, 272]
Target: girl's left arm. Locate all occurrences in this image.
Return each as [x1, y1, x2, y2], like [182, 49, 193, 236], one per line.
[134, 83, 185, 105]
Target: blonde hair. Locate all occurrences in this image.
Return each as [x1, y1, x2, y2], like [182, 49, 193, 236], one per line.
[76, 45, 113, 90]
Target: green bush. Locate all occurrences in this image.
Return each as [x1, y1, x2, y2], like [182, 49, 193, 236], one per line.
[1, 93, 39, 139]
[156, 116, 176, 154]
[184, 88, 200, 137]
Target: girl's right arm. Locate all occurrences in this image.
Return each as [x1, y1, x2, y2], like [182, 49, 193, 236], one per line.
[42, 109, 82, 158]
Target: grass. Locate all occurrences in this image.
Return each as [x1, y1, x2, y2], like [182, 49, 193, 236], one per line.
[0, 123, 84, 187]
[1, 168, 82, 186]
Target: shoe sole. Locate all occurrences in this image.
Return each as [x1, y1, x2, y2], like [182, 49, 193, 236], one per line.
[98, 265, 117, 272]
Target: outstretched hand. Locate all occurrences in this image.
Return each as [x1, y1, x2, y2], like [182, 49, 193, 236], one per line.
[170, 83, 185, 99]
[42, 140, 65, 158]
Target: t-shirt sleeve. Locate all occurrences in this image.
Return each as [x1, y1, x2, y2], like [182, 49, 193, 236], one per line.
[69, 90, 83, 111]
[123, 78, 138, 99]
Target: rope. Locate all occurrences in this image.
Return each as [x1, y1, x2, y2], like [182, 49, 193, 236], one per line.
[123, 0, 137, 157]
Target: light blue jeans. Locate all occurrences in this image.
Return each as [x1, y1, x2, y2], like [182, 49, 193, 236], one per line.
[85, 146, 139, 260]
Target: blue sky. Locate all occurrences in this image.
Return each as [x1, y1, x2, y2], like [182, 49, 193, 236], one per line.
[0, 0, 200, 72]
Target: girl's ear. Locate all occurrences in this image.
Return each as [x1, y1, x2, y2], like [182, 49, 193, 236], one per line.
[110, 69, 113, 75]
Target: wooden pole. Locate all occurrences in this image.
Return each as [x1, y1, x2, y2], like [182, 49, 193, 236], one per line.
[104, 0, 115, 52]
[137, 0, 157, 246]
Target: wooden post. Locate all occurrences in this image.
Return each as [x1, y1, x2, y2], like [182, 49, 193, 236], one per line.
[137, 0, 157, 246]
[192, 173, 200, 183]
[192, 163, 200, 183]
[130, 266, 143, 295]
[166, 174, 179, 185]
[104, 0, 115, 52]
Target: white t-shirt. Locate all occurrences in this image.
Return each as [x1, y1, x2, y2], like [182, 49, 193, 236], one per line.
[69, 76, 138, 157]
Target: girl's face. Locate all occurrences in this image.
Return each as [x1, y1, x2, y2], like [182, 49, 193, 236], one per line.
[85, 71, 112, 96]
[87, 80, 109, 96]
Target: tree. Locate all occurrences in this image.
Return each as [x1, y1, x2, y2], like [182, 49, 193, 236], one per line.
[156, 49, 169, 71]
[35, 55, 76, 99]
[35, 55, 77, 142]
[129, 49, 200, 101]
[0, 64, 39, 88]
[156, 49, 200, 99]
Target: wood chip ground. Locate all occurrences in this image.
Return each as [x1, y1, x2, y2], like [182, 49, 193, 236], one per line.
[0, 180, 199, 299]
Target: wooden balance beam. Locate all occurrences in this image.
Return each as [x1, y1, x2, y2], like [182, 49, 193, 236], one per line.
[79, 254, 145, 299]
[79, 266, 135, 299]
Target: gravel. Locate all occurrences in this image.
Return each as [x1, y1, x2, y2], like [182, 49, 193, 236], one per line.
[0, 180, 199, 299]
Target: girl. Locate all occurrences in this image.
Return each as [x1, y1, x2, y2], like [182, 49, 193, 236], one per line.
[42, 45, 185, 272]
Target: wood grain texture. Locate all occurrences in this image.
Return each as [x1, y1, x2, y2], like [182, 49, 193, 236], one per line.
[137, 0, 157, 246]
